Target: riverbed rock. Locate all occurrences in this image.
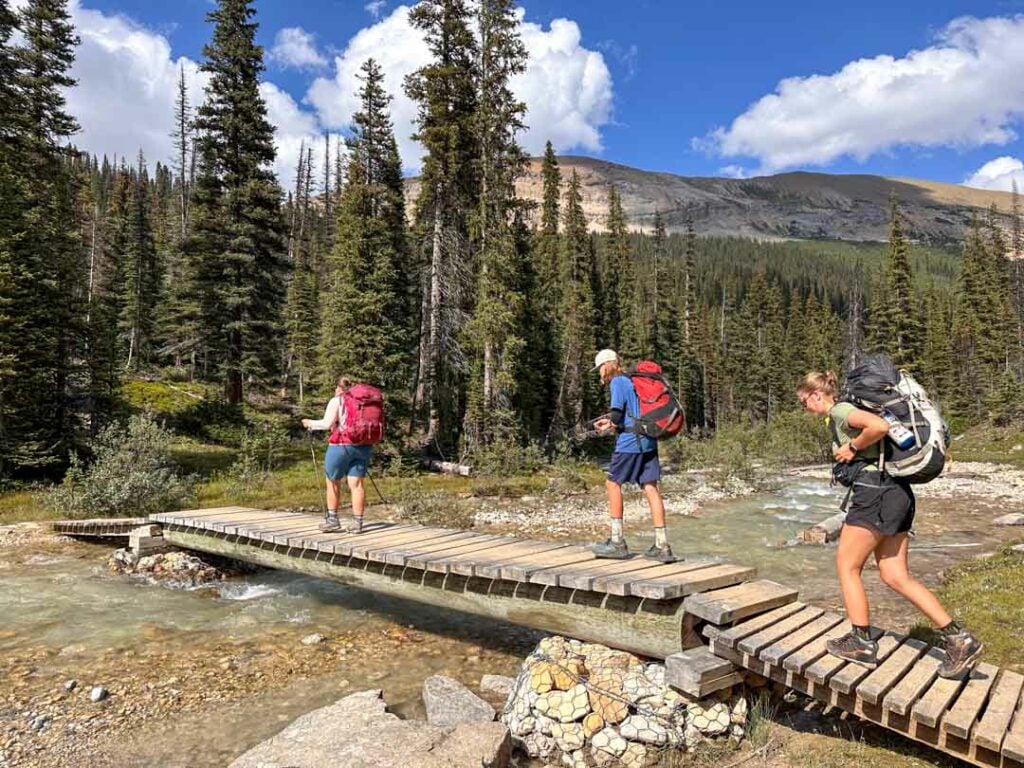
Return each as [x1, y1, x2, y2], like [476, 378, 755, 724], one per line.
[108, 548, 225, 586]
[228, 689, 510, 768]
[63, 680, 76, 692]
[89, 687, 108, 703]
[481, 674, 516, 698]
[301, 633, 326, 646]
[423, 674, 497, 727]
[994, 513, 1024, 526]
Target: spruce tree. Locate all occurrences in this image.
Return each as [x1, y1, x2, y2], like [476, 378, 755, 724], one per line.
[650, 211, 679, 380]
[284, 143, 319, 402]
[600, 184, 627, 350]
[532, 141, 562, 435]
[122, 151, 159, 370]
[185, 0, 287, 403]
[463, 0, 528, 449]
[1012, 182, 1023, 379]
[319, 59, 410, 398]
[405, 0, 479, 444]
[880, 194, 921, 369]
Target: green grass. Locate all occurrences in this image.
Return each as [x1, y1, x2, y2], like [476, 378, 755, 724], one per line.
[949, 423, 1024, 467]
[123, 378, 214, 417]
[910, 542, 1024, 672]
[0, 488, 54, 525]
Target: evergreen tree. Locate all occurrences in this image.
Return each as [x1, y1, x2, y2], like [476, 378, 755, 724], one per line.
[531, 141, 562, 436]
[550, 171, 594, 437]
[650, 211, 679, 381]
[879, 194, 921, 369]
[122, 151, 159, 370]
[284, 143, 319, 402]
[463, 0, 528, 449]
[319, 60, 411, 399]
[184, 0, 287, 403]
[405, 0, 479, 445]
[600, 184, 627, 350]
[1012, 182, 1023, 379]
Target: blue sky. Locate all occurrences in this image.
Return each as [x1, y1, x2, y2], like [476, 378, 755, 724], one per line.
[48, 0, 1024, 190]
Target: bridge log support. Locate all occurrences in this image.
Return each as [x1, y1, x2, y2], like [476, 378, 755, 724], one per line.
[162, 525, 702, 659]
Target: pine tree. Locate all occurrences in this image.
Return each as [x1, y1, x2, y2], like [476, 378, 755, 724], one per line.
[463, 0, 528, 449]
[550, 171, 594, 437]
[600, 184, 627, 350]
[122, 151, 159, 370]
[405, 0, 479, 444]
[284, 143, 319, 402]
[650, 211, 679, 381]
[319, 59, 411, 398]
[184, 0, 287, 403]
[171, 65, 193, 241]
[880, 194, 921, 369]
[1012, 181, 1023, 380]
[531, 141, 561, 436]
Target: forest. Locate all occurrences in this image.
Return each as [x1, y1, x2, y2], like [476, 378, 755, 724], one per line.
[1, 0, 1023, 485]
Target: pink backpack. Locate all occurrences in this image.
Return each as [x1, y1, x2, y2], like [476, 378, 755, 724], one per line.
[329, 384, 385, 445]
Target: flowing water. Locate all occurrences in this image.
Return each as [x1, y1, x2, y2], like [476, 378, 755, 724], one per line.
[0, 476, 1013, 766]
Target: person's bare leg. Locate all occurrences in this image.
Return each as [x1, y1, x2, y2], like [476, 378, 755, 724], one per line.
[606, 479, 624, 522]
[592, 479, 629, 557]
[347, 475, 366, 519]
[835, 524, 883, 627]
[326, 478, 341, 513]
[875, 534, 952, 627]
[642, 482, 666, 528]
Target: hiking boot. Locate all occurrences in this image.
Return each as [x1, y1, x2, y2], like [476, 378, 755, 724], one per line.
[338, 516, 364, 534]
[591, 538, 630, 559]
[644, 543, 679, 564]
[938, 631, 984, 679]
[318, 515, 341, 533]
[825, 631, 878, 668]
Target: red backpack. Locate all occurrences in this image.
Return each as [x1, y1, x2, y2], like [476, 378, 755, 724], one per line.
[329, 384, 385, 445]
[627, 361, 685, 440]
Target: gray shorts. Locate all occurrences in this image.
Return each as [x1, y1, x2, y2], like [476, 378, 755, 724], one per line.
[845, 470, 915, 537]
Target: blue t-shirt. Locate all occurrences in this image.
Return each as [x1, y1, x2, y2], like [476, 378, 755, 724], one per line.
[610, 375, 656, 454]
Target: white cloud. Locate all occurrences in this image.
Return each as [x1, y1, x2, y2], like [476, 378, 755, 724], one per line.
[269, 26, 327, 71]
[718, 165, 748, 179]
[964, 156, 1024, 192]
[42, 1, 322, 188]
[364, 1, 387, 19]
[704, 15, 1024, 173]
[307, 5, 614, 173]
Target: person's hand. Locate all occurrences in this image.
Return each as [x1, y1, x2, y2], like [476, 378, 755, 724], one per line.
[833, 444, 857, 463]
[301, 419, 312, 430]
[593, 417, 615, 435]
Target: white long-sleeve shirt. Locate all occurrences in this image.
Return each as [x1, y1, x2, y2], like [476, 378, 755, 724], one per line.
[305, 396, 347, 432]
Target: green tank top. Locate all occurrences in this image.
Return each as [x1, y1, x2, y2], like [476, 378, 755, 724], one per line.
[828, 402, 880, 461]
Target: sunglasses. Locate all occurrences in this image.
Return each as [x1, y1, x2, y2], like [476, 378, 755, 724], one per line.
[799, 392, 817, 408]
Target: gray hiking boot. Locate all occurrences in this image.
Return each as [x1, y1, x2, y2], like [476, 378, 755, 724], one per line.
[938, 630, 984, 679]
[338, 516, 364, 534]
[644, 543, 679, 563]
[591, 538, 630, 559]
[826, 631, 878, 668]
[318, 515, 341, 533]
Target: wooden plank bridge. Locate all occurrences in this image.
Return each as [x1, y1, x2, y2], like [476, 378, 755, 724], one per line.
[57, 507, 1024, 768]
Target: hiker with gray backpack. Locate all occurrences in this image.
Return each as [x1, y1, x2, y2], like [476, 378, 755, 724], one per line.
[796, 355, 982, 679]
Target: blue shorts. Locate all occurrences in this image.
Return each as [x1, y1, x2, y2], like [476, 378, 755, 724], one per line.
[607, 450, 661, 486]
[324, 444, 373, 480]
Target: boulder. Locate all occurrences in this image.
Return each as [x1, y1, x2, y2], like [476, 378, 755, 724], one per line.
[480, 674, 516, 698]
[423, 675, 497, 727]
[228, 689, 510, 768]
[994, 513, 1024, 526]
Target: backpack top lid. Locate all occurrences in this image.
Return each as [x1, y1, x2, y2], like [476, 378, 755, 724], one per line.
[633, 360, 663, 375]
[844, 352, 899, 404]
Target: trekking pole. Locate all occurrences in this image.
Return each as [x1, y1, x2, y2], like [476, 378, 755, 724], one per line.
[306, 431, 328, 517]
[366, 468, 388, 506]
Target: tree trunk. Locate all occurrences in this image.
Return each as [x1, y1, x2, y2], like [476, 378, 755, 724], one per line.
[427, 185, 444, 442]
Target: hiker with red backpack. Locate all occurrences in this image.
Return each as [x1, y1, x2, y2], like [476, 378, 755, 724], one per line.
[590, 349, 684, 563]
[301, 376, 385, 533]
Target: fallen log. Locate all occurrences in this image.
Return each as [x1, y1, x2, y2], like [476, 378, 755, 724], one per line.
[422, 458, 473, 477]
[800, 511, 846, 544]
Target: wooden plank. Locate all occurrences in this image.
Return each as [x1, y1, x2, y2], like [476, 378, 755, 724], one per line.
[331, 525, 426, 556]
[973, 670, 1024, 752]
[760, 612, 844, 669]
[883, 646, 944, 716]
[421, 540, 554, 575]
[737, 606, 825, 657]
[912, 670, 969, 730]
[346, 527, 463, 559]
[711, 602, 807, 650]
[829, 634, 903, 695]
[783, 620, 852, 676]
[497, 549, 598, 582]
[1003, 690, 1024, 763]
[595, 560, 736, 597]
[381, 533, 500, 566]
[446, 542, 571, 577]
[552, 558, 677, 591]
[266, 525, 325, 545]
[405, 537, 519, 570]
[666, 647, 737, 688]
[683, 580, 798, 624]
[942, 662, 999, 740]
[286, 524, 395, 551]
[213, 512, 293, 534]
[857, 638, 928, 706]
[628, 563, 756, 600]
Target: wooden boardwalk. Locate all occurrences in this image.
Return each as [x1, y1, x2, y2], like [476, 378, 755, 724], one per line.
[147, 506, 1024, 768]
[52, 517, 150, 538]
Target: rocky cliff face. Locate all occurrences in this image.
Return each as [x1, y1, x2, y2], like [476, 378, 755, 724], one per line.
[405, 156, 1016, 244]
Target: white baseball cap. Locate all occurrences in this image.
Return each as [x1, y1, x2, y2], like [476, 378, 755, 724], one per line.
[592, 349, 619, 371]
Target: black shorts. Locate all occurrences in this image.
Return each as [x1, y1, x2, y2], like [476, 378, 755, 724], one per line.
[607, 450, 661, 486]
[844, 470, 915, 537]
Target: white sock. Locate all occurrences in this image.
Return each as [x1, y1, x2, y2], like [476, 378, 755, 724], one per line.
[610, 518, 624, 542]
[655, 527, 668, 547]
[326, 509, 339, 520]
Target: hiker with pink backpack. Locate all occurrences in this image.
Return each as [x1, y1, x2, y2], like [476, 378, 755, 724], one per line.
[301, 376, 385, 533]
[590, 349, 685, 563]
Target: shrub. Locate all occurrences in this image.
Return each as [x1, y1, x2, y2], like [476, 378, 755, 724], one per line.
[221, 423, 292, 500]
[47, 415, 196, 518]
